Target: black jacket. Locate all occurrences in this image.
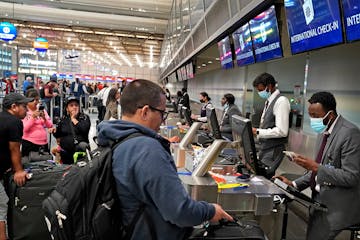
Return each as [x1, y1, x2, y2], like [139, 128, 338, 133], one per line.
[53, 112, 90, 162]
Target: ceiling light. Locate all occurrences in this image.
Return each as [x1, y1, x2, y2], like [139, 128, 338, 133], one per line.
[215, 57, 220, 61]
[202, 63, 206, 67]
[149, 46, 153, 68]
[119, 53, 132, 67]
[23, 33, 27, 38]
[135, 54, 143, 67]
[208, 60, 213, 64]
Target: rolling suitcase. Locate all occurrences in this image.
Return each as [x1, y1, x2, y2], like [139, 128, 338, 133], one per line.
[5, 161, 71, 240]
[188, 219, 266, 240]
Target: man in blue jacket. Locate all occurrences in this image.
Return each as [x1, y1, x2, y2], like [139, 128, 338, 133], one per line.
[97, 79, 232, 240]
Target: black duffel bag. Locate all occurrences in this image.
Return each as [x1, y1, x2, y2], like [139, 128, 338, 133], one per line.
[189, 219, 266, 240]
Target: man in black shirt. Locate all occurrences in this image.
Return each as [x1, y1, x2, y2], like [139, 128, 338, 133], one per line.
[0, 93, 33, 240]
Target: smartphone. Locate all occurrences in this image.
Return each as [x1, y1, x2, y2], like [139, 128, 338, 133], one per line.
[283, 151, 298, 161]
[38, 105, 45, 111]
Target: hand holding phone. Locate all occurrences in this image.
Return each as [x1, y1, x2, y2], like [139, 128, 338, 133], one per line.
[283, 151, 298, 161]
[38, 105, 45, 111]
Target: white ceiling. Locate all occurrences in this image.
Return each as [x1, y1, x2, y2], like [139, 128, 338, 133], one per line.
[0, 0, 173, 67]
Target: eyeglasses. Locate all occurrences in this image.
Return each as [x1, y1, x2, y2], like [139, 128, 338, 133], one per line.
[138, 105, 169, 121]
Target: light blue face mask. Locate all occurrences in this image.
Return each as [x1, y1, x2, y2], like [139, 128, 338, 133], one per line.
[258, 88, 271, 99]
[310, 111, 331, 133]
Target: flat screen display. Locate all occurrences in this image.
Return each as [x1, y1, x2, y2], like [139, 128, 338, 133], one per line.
[186, 63, 194, 79]
[217, 36, 234, 69]
[341, 0, 360, 42]
[232, 23, 255, 66]
[249, 5, 283, 62]
[177, 69, 183, 81]
[285, 0, 343, 54]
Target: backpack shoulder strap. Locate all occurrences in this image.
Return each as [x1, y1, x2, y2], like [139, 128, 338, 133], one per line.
[112, 132, 144, 150]
[111, 132, 157, 240]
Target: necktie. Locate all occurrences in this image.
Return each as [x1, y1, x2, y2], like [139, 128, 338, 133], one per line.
[310, 133, 329, 192]
[264, 100, 269, 110]
[260, 101, 269, 128]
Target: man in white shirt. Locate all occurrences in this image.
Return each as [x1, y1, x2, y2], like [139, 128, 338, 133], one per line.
[96, 84, 111, 122]
[252, 73, 290, 178]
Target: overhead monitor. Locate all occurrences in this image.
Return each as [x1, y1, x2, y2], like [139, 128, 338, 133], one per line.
[231, 115, 263, 175]
[206, 106, 222, 139]
[341, 0, 360, 42]
[249, 5, 283, 62]
[217, 36, 234, 69]
[186, 62, 194, 79]
[232, 23, 255, 66]
[177, 69, 183, 81]
[284, 0, 343, 54]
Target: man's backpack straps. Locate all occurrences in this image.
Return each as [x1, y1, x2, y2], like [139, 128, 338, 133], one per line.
[111, 132, 157, 240]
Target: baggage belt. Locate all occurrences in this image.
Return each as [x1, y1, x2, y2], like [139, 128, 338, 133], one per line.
[5, 161, 71, 240]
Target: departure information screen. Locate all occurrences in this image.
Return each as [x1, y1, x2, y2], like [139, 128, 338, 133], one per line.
[232, 23, 255, 67]
[249, 5, 283, 62]
[341, 0, 360, 42]
[284, 0, 343, 54]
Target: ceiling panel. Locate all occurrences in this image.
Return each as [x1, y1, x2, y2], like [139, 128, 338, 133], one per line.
[0, 0, 173, 68]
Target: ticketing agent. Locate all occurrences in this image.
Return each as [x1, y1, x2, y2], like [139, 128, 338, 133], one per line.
[191, 92, 213, 122]
[252, 72, 290, 178]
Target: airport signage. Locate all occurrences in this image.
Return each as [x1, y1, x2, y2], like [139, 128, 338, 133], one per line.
[0, 22, 17, 41]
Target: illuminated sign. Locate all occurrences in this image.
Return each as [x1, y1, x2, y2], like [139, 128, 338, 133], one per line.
[33, 37, 49, 52]
[0, 22, 17, 41]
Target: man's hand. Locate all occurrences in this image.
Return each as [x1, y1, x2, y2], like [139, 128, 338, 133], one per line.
[293, 155, 319, 172]
[210, 204, 233, 223]
[252, 127, 257, 135]
[13, 170, 27, 186]
[273, 175, 293, 187]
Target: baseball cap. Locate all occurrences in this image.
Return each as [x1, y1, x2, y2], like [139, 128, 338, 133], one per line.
[65, 96, 80, 106]
[3, 93, 34, 109]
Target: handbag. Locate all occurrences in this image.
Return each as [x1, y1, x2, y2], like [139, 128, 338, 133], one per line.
[95, 98, 103, 107]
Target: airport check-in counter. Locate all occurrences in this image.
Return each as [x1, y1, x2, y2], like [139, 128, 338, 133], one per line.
[170, 127, 288, 240]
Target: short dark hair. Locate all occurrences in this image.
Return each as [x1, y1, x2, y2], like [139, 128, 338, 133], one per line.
[253, 72, 277, 87]
[200, 92, 211, 101]
[308, 91, 337, 113]
[223, 93, 235, 104]
[121, 79, 165, 116]
[25, 88, 39, 98]
[182, 88, 187, 93]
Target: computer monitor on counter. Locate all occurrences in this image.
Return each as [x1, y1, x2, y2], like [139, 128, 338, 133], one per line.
[231, 115, 263, 175]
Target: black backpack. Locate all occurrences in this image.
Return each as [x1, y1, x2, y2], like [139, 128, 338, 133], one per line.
[42, 133, 144, 240]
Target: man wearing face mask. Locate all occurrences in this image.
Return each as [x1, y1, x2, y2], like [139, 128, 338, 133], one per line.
[276, 91, 360, 240]
[252, 73, 290, 178]
[219, 93, 242, 141]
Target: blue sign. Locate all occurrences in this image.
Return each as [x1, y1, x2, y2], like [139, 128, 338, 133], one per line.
[217, 36, 233, 69]
[341, 0, 360, 42]
[249, 5, 283, 63]
[285, 0, 343, 54]
[232, 23, 255, 67]
[0, 22, 17, 42]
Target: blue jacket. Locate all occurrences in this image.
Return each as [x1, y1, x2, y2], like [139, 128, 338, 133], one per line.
[97, 120, 215, 240]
